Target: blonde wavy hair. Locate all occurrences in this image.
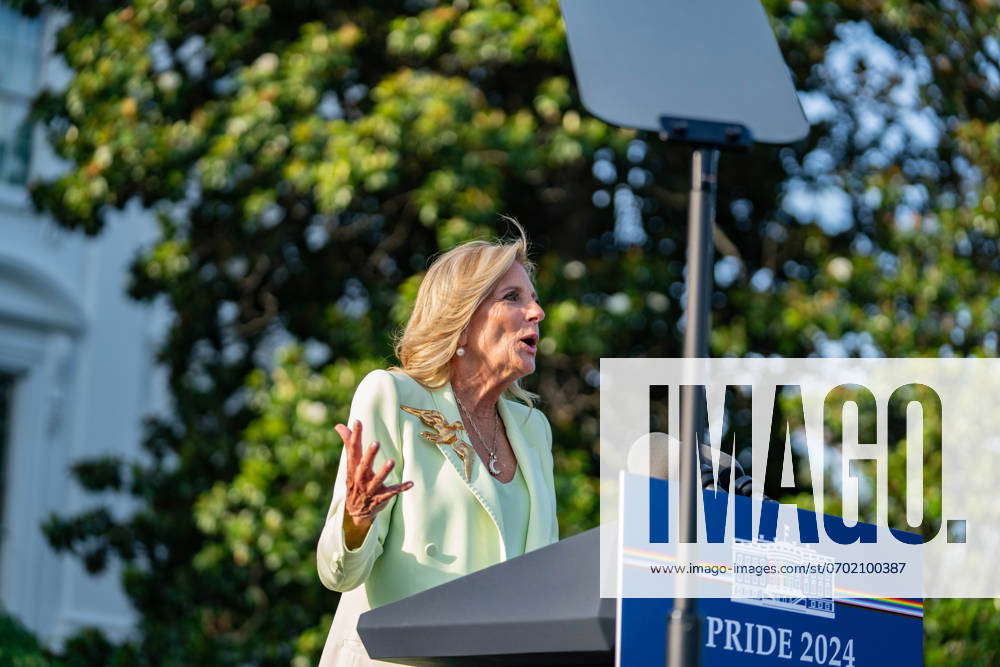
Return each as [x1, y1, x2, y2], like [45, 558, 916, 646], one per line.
[392, 221, 538, 406]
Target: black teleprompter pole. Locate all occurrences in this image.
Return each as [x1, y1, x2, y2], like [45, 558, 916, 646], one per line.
[656, 117, 749, 667]
[659, 116, 749, 667]
[665, 146, 719, 667]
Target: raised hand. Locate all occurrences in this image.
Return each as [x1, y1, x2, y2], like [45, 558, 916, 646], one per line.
[335, 420, 412, 548]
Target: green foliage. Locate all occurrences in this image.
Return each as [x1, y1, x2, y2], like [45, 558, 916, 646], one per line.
[16, 0, 1000, 664]
[0, 611, 62, 667]
[925, 598, 1000, 666]
[193, 351, 384, 663]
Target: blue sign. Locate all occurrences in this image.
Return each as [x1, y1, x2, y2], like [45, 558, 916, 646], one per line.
[618, 477, 923, 665]
[619, 596, 922, 666]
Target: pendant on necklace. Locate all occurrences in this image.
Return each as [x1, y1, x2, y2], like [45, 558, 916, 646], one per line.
[488, 452, 501, 476]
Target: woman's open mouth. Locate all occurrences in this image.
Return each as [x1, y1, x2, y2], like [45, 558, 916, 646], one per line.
[518, 334, 538, 354]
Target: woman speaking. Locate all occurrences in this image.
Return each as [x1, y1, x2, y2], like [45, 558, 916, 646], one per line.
[317, 227, 558, 666]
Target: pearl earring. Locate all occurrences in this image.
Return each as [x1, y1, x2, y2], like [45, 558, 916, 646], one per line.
[456, 347, 465, 357]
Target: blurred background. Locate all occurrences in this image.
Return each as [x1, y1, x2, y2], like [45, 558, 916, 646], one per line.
[0, 0, 997, 664]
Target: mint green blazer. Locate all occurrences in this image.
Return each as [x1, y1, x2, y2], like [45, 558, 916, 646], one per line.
[317, 369, 558, 666]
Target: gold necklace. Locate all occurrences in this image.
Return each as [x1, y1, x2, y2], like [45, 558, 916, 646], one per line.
[456, 396, 502, 477]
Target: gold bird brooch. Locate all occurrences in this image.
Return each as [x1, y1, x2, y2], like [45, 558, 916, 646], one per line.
[400, 405, 474, 480]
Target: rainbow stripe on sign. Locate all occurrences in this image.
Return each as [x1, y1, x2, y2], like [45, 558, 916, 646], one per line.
[838, 597, 924, 618]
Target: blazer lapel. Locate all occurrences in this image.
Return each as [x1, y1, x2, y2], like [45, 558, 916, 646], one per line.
[498, 399, 553, 553]
[426, 383, 507, 556]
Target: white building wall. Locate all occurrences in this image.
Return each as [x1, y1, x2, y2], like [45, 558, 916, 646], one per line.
[0, 7, 166, 648]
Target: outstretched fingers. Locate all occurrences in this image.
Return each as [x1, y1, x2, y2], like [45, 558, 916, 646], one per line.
[371, 481, 414, 506]
[336, 420, 413, 521]
[334, 423, 351, 454]
[367, 458, 395, 494]
[334, 421, 365, 471]
[349, 421, 364, 466]
[359, 440, 380, 476]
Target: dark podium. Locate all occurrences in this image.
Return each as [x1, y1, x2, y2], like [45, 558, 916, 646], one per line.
[357, 528, 614, 666]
